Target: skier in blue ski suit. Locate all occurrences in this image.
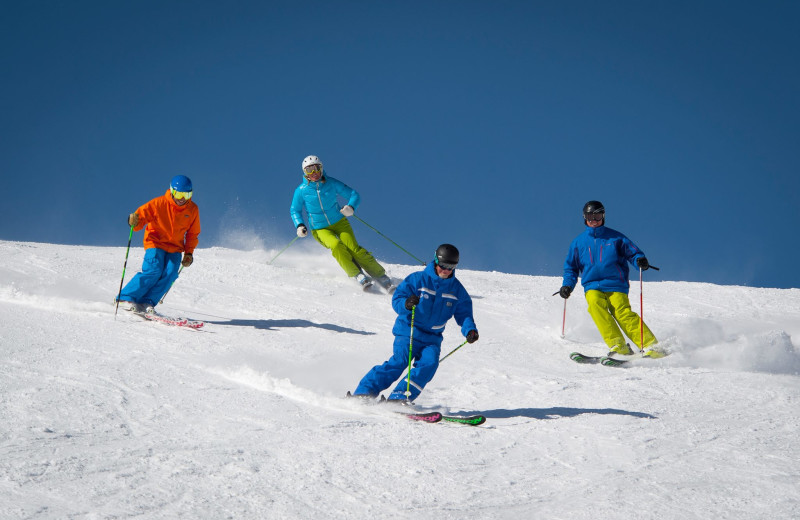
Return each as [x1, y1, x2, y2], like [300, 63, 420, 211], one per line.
[353, 244, 479, 402]
[559, 200, 660, 356]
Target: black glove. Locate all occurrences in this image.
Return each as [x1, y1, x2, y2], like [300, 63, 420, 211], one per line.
[296, 225, 308, 238]
[405, 295, 420, 310]
[466, 330, 479, 344]
[636, 257, 649, 270]
[559, 285, 573, 299]
[181, 253, 193, 267]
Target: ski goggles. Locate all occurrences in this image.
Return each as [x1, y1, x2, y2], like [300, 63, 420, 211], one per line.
[585, 211, 604, 222]
[435, 258, 458, 270]
[303, 164, 322, 175]
[170, 188, 193, 201]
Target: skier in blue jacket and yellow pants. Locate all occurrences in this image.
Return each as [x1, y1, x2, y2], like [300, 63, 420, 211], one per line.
[290, 155, 394, 292]
[559, 201, 663, 358]
[352, 244, 479, 402]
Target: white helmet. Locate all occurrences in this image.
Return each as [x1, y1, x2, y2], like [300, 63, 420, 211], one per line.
[302, 155, 322, 172]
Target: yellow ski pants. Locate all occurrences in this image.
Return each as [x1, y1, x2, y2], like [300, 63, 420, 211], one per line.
[311, 218, 386, 278]
[585, 290, 657, 350]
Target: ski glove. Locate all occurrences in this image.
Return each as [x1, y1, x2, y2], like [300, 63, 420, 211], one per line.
[466, 330, 479, 343]
[128, 213, 139, 227]
[181, 253, 193, 267]
[636, 257, 649, 270]
[340, 205, 354, 217]
[296, 225, 308, 238]
[559, 286, 573, 299]
[405, 294, 420, 310]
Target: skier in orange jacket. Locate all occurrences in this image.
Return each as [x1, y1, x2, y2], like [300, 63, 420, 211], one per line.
[117, 175, 200, 313]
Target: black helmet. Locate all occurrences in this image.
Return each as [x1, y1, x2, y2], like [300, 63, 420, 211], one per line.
[582, 200, 605, 223]
[434, 244, 459, 269]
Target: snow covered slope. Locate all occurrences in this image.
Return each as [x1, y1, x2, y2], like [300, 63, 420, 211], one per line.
[1, 240, 798, 519]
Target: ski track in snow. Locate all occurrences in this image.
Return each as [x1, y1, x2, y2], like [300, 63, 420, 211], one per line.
[1, 240, 799, 519]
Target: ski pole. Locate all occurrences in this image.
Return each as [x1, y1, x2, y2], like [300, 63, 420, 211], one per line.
[404, 306, 416, 399]
[551, 290, 567, 338]
[639, 267, 644, 352]
[268, 236, 299, 265]
[352, 215, 425, 266]
[637, 263, 659, 351]
[114, 225, 134, 320]
[439, 339, 468, 363]
[159, 265, 183, 304]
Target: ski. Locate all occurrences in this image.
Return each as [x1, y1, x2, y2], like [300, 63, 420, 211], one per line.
[345, 392, 442, 423]
[400, 411, 443, 423]
[138, 312, 204, 329]
[345, 393, 480, 424]
[569, 352, 603, 364]
[570, 351, 630, 366]
[442, 415, 486, 426]
[181, 318, 204, 329]
[600, 356, 628, 367]
[571, 351, 667, 367]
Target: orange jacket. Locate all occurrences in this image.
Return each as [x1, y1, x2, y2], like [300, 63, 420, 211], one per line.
[134, 190, 201, 253]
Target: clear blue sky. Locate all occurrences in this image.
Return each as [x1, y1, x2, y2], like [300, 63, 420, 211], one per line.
[2, 1, 798, 288]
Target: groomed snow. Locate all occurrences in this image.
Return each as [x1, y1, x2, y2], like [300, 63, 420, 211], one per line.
[1, 240, 798, 519]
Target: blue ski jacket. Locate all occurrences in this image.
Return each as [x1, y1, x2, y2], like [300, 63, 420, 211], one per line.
[391, 262, 477, 346]
[562, 225, 646, 294]
[290, 173, 360, 231]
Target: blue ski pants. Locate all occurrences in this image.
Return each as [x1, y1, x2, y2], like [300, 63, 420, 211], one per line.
[354, 335, 442, 401]
[118, 248, 182, 307]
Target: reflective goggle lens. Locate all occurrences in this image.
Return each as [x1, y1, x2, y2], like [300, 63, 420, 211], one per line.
[436, 258, 457, 270]
[303, 164, 322, 175]
[585, 211, 604, 222]
[171, 189, 193, 200]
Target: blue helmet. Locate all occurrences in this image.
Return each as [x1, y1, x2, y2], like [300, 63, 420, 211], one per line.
[170, 175, 193, 193]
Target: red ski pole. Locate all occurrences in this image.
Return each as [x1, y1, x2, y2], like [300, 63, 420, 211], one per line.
[639, 267, 644, 352]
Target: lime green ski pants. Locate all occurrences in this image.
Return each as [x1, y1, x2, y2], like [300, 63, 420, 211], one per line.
[585, 290, 657, 350]
[311, 218, 386, 278]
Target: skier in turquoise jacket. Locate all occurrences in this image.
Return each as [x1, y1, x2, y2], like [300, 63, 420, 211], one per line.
[352, 244, 479, 402]
[559, 200, 663, 358]
[290, 155, 393, 292]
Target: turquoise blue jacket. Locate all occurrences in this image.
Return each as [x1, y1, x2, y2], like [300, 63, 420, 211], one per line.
[562, 225, 646, 294]
[391, 262, 477, 346]
[290, 173, 360, 230]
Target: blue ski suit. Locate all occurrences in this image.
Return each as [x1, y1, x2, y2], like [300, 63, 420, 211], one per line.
[562, 224, 657, 350]
[354, 262, 478, 401]
[562, 225, 646, 294]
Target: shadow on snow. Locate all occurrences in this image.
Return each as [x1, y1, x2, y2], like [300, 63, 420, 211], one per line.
[205, 318, 376, 335]
[474, 407, 656, 420]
